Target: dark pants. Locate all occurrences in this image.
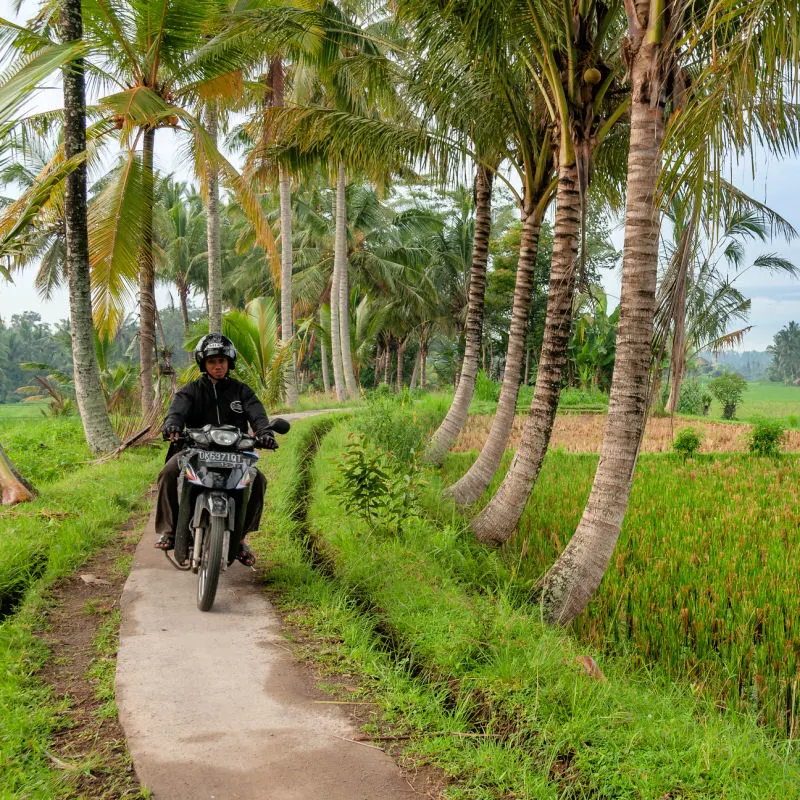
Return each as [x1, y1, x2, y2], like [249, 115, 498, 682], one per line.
[155, 453, 266, 539]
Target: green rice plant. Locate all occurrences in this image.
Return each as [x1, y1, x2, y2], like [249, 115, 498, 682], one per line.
[442, 449, 800, 738]
[747, 416, 786, 456]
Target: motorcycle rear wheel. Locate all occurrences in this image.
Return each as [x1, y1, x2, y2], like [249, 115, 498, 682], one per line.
[197, 516, 224, 611]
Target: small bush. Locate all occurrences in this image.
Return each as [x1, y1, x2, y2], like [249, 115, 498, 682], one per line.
[672, 427, 703, 458]
[329, 434, 424, 533]
[702, 391, 713, 416]
[708, 371, 747, 419]
[677, 379, 704, 416]
[787, 414, 798, 429]
[746, 417, 785, 457]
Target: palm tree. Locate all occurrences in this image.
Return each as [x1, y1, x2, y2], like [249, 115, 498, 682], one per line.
[60, 0, 120, 455]
[661, 203, 797, 412]
[539, 0, 800, 625]
[451, 0, 629, 538]
[0, 0, 278, 415]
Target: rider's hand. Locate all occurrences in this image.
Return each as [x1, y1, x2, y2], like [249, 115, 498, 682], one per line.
[163, 424, 183, 443]
[256, 431, 278, 450]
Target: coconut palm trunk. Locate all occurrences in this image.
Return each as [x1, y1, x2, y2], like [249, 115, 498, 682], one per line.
[665, 220, 695, 412]
[336, 164, 359, 399]
[447, 204, 543, 504]
[279, 165, 299, 404]
[0, 443, 36, 506]
[270, 58, 298, 404]
[138, 126, 156, 415]
[409, 348, 420, 389]
[60, 0, 120, 454]
[424, 163, 493, 464]
[206, 102, 223, 334]
[178, 281, 191, 335]
[320, 337, 331, 393]
[539, 12, 666, 626]
[330, 163, 347, 401]
[472, 159, 581, 541]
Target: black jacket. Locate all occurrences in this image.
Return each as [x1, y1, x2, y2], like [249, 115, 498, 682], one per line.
[163, 375, 270, 437]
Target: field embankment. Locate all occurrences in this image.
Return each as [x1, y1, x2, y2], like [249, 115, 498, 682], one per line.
[0, 416, 161, 796]
[254, 407, 800, 799]
[456, 412, 800, 453]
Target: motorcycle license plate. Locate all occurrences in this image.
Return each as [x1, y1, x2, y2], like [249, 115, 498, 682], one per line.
[199, 451, 240, 466]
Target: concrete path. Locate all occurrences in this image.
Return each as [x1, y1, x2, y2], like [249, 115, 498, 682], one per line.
[116, 410, 422, 800]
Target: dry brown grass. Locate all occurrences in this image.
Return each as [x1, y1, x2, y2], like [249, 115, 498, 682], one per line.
[454, 414, 800, 454]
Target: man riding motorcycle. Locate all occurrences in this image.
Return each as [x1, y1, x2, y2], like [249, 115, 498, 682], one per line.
[154, 333, 276, 566]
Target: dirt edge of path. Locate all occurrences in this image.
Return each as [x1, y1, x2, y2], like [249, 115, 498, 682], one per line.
[36, 505, 150, 799]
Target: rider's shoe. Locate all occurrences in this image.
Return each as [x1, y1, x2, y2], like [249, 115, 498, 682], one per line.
[236, 542, 256, 567]
[155, 533, 175, 550]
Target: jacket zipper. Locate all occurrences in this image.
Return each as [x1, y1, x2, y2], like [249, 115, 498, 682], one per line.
[212, 382, 221, 424]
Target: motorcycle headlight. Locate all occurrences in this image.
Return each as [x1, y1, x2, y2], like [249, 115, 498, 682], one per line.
[210, 429, 239, 447]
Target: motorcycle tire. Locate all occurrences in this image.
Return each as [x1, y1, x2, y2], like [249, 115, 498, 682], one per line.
[197, 516, 224, 612]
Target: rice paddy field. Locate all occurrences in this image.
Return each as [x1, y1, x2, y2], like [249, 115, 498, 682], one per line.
[708, 380, 800, 421]
[443, 448, 800, 737]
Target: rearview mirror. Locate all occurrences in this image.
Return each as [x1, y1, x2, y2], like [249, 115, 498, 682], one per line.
[270, 417, 291, 435]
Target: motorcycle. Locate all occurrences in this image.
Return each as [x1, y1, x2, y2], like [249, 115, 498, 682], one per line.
[165, 418, 291, 611]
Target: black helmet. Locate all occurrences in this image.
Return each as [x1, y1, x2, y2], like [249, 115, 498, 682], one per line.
[195, 333, 237, 372]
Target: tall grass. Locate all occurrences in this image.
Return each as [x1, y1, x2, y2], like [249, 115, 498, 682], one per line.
[443, 449, 800, 736]
[0, 447, 161, 796]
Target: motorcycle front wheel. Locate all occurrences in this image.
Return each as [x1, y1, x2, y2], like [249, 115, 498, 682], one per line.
[197, 515, 224, 611]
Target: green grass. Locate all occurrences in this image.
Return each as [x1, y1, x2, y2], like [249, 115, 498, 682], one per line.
[254, 411, 800, 798]
[1, 417, 91, 486]
[0, 447, 161, 797]
[443, 448, 800, 737]
[700, 380, 800, 422]
[0, 401, 51, 420]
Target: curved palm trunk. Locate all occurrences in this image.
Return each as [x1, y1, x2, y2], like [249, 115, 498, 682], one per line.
[138, 127, 156, 416]
[60, 0, 119, 454]
[320, 338, 331, 393]
[472, 160, 581, 541]
[447, 206, 543, 504]
[541, 21, 666, 626]
[206, 103, 223, 334]
[396, 337, 406, 389]
[409, 348, 420, 390]
[424, 164, 493, 464]
[279, 166, 299, 404]
[330, 163, 347, 401]
[178, 279, 191, 335]
[0, 443, 36, 505]
[270, 59, 298, 405]
[336, 164, 359, 399]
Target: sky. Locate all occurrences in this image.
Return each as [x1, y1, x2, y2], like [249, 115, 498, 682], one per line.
[1, 1, 800, 352]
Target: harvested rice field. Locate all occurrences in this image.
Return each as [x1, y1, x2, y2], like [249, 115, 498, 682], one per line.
[454, 413, 800, 453]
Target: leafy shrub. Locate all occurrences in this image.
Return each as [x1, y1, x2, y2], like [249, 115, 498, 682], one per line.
[559, 387, 609, 408]
[672, 427, 703, 458]
[708, 371, 747, 419]
[474, 370, 501, 403]
[746, 417, 785, 457]
[330, 434, 424, 533]
[702, 392, 713, 416]
[677, 379, 704, 416]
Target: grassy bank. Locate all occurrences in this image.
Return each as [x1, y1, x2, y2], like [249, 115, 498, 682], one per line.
[0, 447, 161, 796]
[255, 411, 799, 798]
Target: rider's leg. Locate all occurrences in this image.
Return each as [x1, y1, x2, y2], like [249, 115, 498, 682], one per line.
[154, 454, 182, 548]
[237, 470, 266, 565]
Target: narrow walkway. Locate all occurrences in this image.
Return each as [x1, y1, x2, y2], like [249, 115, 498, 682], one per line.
[117, 517, 419, 800]
[116, 411, 421, 800]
